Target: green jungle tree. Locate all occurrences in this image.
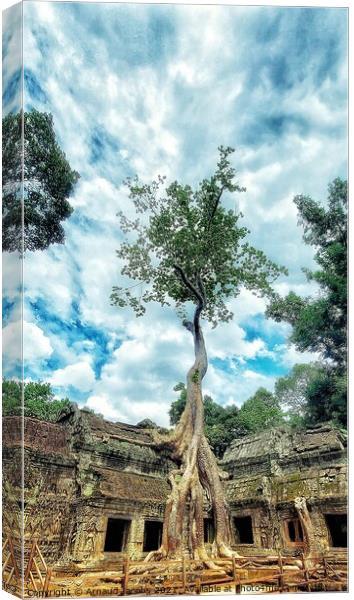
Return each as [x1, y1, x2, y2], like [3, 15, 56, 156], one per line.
[266, 178, 347, 426]
[274, 363, 323, 428]
[238, 387, 284, 433]
[2, 109, 79, 252]
[2, 378, 70, 421]
[111, 146, 286, 564]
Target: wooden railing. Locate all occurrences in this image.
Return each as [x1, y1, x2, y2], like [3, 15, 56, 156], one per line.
[113, 552, 348, 595]
[17, 549, 346, 596]
[2, 536, 20, 587]
[24, 539, 52, 594]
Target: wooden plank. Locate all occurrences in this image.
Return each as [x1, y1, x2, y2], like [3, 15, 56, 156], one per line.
[33, 557, 44, 585]
[182, 555, 186, 594]
[35, 544, 47, 570]
[8, 537, 20, 578]
[25, 541, 37, 581]
[6, 567, 14, 585]
[2, 553, 11, 571]
[278, 552, 284, 593]
[301, 553, 311, 592]
[122, 555, 129, 595]
[43, 568, 52, 593]
[30, 571, 38, 592]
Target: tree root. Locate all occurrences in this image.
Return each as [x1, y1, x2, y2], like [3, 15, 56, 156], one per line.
[139, 322, 240, 566]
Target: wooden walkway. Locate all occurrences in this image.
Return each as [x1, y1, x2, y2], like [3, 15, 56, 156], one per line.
[120, 553, 347, 595]
[3, 538, 346, 597]
[48, 552, 347, 596]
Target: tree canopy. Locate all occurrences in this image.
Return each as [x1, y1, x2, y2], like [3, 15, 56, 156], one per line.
[2, 109, 79, 252]
[2, 379, 70, 422]
[266, 178, 347, 426]
[111, 146, 286, 326]
[238, 387, 285, 432]
[111, 147, 287, 562]
[274, 363, 323, 427]
[169, 383, 284, 457]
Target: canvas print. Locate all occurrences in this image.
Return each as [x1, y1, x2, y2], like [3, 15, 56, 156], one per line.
[2, 1, 348, 597]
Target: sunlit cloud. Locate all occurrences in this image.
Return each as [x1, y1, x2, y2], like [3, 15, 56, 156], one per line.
[2, 2, 347, 424]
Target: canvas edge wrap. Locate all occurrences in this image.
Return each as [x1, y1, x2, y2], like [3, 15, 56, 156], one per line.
[2, 2, 24, 598]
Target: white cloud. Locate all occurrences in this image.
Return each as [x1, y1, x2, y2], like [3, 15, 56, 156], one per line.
[2, 251, 22, 303]
[84, 318, 192, 426]
[276, 343, 321, 368]
[50, 361, 96, 392]
[207, 321, 267, 362]
[85, 394, 123, 421]
[2, 321, 21, 363]
[203, 363, 277, 410]
[243, 370, 268, 380]
[25, 245, 75, 320]
[8, 3, 345, 422]
[4, 321, 55, 364]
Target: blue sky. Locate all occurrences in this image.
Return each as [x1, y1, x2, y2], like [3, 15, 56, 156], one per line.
[2, 2, 348, 426]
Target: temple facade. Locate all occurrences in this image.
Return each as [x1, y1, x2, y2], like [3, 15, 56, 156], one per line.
[2, 406, 347, 572]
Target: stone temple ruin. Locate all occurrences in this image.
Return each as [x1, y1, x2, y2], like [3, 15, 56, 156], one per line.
[2, 406, 347, 593]
[3, 406, 347, 564]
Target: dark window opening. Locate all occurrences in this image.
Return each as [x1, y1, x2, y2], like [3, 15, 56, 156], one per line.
[204, 518, 215, 544]
[104, 518, 130, 552]
[143, 521, 163, 552]
[234, 516, 254, 544]
[287, 519, 303, 543]
[325, 514, 347, 548]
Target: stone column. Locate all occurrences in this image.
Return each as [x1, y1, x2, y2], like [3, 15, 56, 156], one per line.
[127, 517, 145, 560]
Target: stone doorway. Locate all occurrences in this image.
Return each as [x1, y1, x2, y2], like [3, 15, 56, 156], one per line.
[203, 518, 215, 544]
[104, 518, 130, 552]
[143, 520, 163, 552]
[286, 518, 304, 544]
[233, 516, 254, 544]
[325, 514, 347, 548]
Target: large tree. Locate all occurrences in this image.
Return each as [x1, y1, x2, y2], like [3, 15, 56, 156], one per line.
[274, 363, 323, 428]
[238, 387, 284, 433]
[170, 383, 285, 457]
[169, 383, 246, 458]
[266, 178, 347, 426]
[111, 147, 285, 563]
[2, 109, 79, 252]
[2, 378, 70, 421]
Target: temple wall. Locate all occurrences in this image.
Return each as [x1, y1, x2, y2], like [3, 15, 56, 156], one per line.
[2, 414, 347, 568]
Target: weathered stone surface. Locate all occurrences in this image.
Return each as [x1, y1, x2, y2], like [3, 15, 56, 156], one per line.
[2, 412, 347, 568]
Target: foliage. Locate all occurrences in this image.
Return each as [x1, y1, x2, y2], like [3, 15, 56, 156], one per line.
[2, 110, 79, 252]
[237, 387, 285, 433]
[304, 368, 347, 427]
[266, 178, 347, 427]
[2, 378, 21, 416]
[169, 383, 282, 457]
[111, 146, 286, 326]
[274, 363, 323, 427]
[168, 382, 188, 425]
[2, 379, 70, 422]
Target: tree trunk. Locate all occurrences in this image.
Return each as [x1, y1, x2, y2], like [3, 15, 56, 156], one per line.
[146, 312, 236, 565]
[294, 497, 318, 556]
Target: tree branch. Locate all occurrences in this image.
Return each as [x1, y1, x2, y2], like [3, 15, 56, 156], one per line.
[207, 186, 224, 232]
[173, 264, 204, 306]
[182, 319, 194, 334]
[174, 265, 206, 338]
[197, 275, 207, 305]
